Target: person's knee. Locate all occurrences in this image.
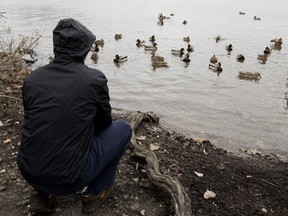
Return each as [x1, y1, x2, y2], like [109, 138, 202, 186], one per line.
[115, 119, 132, 143]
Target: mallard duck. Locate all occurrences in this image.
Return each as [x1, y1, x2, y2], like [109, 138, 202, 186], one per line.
[270, 37, 282, 46]
[257, 54, 268, 61]
[209, 62, 223, 72]
[151, 51, 164, 62]
[183, 20, 187, 25]
[152, 60, 168, 68]
[254, 16, 261, 21]
[239, 11, 245, 15]
[48, 56, 54, 64]
[183, 36, 190, 42]
[91, 52, 98, 61]
[187, 44, 194, 52]
[210, 54, 218, 63]
[94, 39, 104, 46]
[170, 13, 174, 16]
[136, 39, 145, 47]
[236, 54, 245, 62]
[238, 72, 261, 80]
[149, 35, 156, 42]
[182, 53, 190, 63]
[171, 48, 185, 56]
[226, 44, 233, 52]
[114, 54, 128, 63]
[263, 47, 272, 54]
[215, 35, 221, 43]
[114, 34, 122, 40]
[94, 44, 99, 52]
[145, 42, 157, 51]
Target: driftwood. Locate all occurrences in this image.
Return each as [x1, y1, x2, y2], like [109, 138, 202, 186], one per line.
[129, 111, 192, 216]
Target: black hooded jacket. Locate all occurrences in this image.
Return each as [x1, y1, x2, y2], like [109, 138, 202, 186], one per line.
[17, 18, 112, 190]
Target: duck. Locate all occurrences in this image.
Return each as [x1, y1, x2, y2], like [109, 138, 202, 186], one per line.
[226, 44, 233, 52]
[210, 54, 218, 63]
[187, 44, 194, 52]
[48, 56, 54, 64]
[91, 52, 98, 61]
[145, 42, 157, 51]
[183, 20, 187, 25]
[151, 51, 164, 62]
[236, 54, 245, 62]
[182, 53, 190, 63]
[94, 44, 99, 52]
[149, 35, 156, 42]
[209, 62, 223, 72]
[254, 16, 261, 21]
[171, 48, 185, 56]
[152, 60, 169, 68]
[114, 34, 122, 40]
[239, 11, 245, 15]
[94, 39, 104, 46]
[183, 36, 190, 42]
[263, 47, 272, 54]
[113, 54, 128, 63]
[238, 72, 261, 81]
[136, 39, 145, 47]
[215, 35, 221, 43]
[270, 37, 282, 46]
[257, 54, 268, 61]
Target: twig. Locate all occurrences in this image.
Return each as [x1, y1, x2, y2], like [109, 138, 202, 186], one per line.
[260, 178, 282, 189]
[0, 94, 22, 101]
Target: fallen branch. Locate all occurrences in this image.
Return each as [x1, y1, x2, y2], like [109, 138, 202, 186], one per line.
[129, 111, 192, 216]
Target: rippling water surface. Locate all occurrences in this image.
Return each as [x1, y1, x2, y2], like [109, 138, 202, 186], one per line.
[2, 0, 288, 153]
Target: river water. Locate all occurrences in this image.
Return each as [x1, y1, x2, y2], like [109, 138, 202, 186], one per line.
[1, 0, 288, 153]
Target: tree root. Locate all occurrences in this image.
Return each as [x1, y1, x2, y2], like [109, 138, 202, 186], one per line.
[129, 111, 192, 216]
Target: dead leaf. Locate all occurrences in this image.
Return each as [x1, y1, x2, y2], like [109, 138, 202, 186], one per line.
[204, 189, 216, 199]
[136, 135, 146, 141]
[3, 138, 12, 144]
[194, 171, 203, 177]
[150, 143, 160, 151]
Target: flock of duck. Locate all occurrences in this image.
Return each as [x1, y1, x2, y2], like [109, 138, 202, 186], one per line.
[87, 12, 284, 81]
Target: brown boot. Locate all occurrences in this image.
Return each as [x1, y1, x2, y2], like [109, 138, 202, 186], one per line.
[27, 188, 57, 213]
[82, 188, 113, 213]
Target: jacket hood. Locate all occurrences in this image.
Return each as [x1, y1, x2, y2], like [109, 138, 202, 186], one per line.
[53, 18, 96, 62]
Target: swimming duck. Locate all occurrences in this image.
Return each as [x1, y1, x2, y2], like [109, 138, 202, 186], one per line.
[182, 53, 190, 63]
[226, 44, 233, 52]
[210, 54, 218, 63]
[114, 54, 128, 63]
[257, 54, 268, 61]
[114, 34, 122, 40]
[254, 16, 261, 21]
[145, 42, 157, 51]
[239, 11, 245, 15]
[94, 44, 99, 52]
[48, 56, 54, 64]
[151, 51, 164, 62]
[270, 37, 282, 46]
[183, 20, 187, 25]
[91, 52, 98, 61]
[183, 36, 190, 42]
[152, 60, 169, 68]
[171, 48, 185, 56]
[187, 44, 194, 52]
[215, 35, 221, 43]
[136, 39, 145, 47]
[238, 72, 261, 81]
[263, 47, 272, 54]
[94, 39, 104, 46]
[209, 62, 223, 72]
[236, 54, 245, 62]
[170, 13, 174, 16]
[149, 35, 156, 42]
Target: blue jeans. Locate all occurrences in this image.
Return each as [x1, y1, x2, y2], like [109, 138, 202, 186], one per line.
[83, 119, 132, 195]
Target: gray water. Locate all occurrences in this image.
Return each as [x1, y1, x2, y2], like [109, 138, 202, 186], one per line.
[1, 0, 288, 153]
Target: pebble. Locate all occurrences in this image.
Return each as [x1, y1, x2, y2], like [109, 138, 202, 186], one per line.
[0, 186, 6, 191]
[0, 169, 6, 174]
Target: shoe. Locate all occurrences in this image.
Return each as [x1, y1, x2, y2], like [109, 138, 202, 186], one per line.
[27, 189, 57, 213]
[82, 188, 113, 213]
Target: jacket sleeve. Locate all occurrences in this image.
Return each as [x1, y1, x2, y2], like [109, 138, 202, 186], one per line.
[93, 74, 113, 134]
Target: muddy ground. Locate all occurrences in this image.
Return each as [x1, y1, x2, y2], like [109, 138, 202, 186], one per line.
[1, 63, 288, 216]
